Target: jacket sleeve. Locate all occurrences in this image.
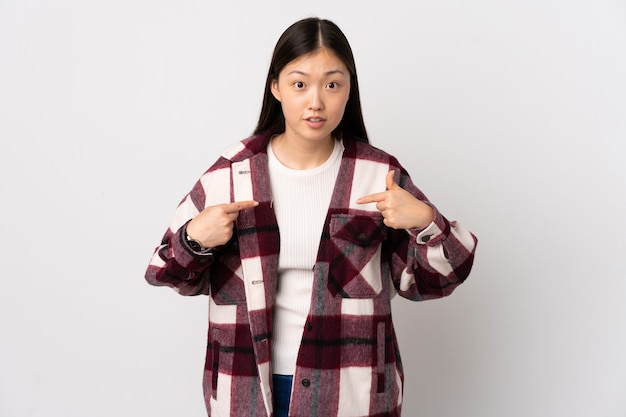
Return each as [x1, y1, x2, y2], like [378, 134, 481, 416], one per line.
[388, 168, 478, 301]
[145, 162, 231, 296]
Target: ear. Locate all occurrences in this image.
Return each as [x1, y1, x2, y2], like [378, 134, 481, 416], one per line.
[270, 79, 282, 102]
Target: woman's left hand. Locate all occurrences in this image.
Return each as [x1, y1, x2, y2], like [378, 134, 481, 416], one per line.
[356, 171, 434, 229]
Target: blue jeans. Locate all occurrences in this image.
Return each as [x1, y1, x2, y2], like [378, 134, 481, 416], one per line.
[272, 374, 293, 417]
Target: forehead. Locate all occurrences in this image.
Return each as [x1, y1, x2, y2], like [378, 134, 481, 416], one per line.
[282, 48, 348, 75]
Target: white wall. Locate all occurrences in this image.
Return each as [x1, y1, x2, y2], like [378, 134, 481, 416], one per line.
[1, 1, 625, 416]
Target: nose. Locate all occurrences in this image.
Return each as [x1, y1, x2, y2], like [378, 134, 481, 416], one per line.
[308, 88, 324, 111]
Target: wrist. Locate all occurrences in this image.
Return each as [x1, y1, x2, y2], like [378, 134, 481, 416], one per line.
[184, 227, 206, 252]
[412, 203, 435, 229]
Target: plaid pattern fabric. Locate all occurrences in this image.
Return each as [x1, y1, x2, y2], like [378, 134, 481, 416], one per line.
[146, 133, 477, 417]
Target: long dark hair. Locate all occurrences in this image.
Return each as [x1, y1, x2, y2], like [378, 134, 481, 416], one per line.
[253, 17, 369, 144]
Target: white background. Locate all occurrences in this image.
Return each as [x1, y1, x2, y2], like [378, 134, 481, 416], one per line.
[1, 1, 625, 416]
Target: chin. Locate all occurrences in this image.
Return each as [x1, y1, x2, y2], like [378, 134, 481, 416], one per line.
[305, 128, 336, 141]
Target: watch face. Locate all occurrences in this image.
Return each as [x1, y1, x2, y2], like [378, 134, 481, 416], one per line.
[188, 239, 203, 251]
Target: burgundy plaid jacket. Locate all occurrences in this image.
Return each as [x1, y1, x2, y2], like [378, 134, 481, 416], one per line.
[145, 133, 477, 417]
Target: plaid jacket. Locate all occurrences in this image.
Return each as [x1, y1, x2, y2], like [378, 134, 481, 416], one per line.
[145, 133, 477, 417]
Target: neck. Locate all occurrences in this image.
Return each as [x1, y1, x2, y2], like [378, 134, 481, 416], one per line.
[270, 134, 335, 170]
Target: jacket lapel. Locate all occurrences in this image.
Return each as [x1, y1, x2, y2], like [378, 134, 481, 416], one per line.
[232, 153, 278, 416]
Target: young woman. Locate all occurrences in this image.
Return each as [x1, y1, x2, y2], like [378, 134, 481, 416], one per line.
[146, 17, 477, 417]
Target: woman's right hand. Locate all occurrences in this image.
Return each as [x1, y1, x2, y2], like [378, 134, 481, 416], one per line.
[186, 200, 259, 249]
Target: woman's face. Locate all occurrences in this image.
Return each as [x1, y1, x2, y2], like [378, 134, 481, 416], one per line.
[271, 48, 350, 145]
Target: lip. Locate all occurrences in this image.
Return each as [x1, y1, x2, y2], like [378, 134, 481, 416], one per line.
[304, 116, 326, 129]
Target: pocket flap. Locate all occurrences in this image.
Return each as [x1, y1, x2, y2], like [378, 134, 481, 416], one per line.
[331, 214, 387, 246]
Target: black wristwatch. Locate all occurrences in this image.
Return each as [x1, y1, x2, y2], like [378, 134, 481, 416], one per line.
[185, 230, 205, 252]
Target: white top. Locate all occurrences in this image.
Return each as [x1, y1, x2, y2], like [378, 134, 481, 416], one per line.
[267, 139, 344, 375]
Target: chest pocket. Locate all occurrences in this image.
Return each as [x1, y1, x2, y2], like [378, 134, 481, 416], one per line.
[327, 214, 387, 298]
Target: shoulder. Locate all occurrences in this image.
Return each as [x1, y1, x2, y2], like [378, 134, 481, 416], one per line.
[197, 133, 270, 177]
[221, 133, 272, 162]
[344, 139, 402, 169]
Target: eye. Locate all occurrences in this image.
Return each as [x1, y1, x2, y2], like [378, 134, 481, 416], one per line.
[326, 82, 338, 89]
[294, 81, 305, 89]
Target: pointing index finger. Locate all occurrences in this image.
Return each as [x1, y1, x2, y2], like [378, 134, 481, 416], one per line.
[224, 200, 259, 213]
[356, 192, 386, 205]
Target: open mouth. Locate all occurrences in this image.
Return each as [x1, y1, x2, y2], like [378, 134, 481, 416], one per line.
[305, 117, 326, 128]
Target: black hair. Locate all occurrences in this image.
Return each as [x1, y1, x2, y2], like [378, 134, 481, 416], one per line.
[253, 17, 369, 144]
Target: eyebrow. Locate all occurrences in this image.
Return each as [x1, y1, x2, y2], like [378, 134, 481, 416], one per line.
[287, 70, 346, 76]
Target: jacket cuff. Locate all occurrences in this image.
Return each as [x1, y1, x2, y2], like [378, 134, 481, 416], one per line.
[408, 208, 450, 246]
[170, 223, 215, 271]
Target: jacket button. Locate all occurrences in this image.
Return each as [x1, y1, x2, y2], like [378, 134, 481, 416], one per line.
[357, 233, 367, 243]
[421, 234, 432, 243]
[301, 379, 311, 387]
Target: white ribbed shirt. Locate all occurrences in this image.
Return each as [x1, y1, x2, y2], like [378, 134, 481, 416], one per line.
[267, 139, 343, 375]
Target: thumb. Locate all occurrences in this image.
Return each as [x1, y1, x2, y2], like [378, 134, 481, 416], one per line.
[386, 170, 401, 190]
